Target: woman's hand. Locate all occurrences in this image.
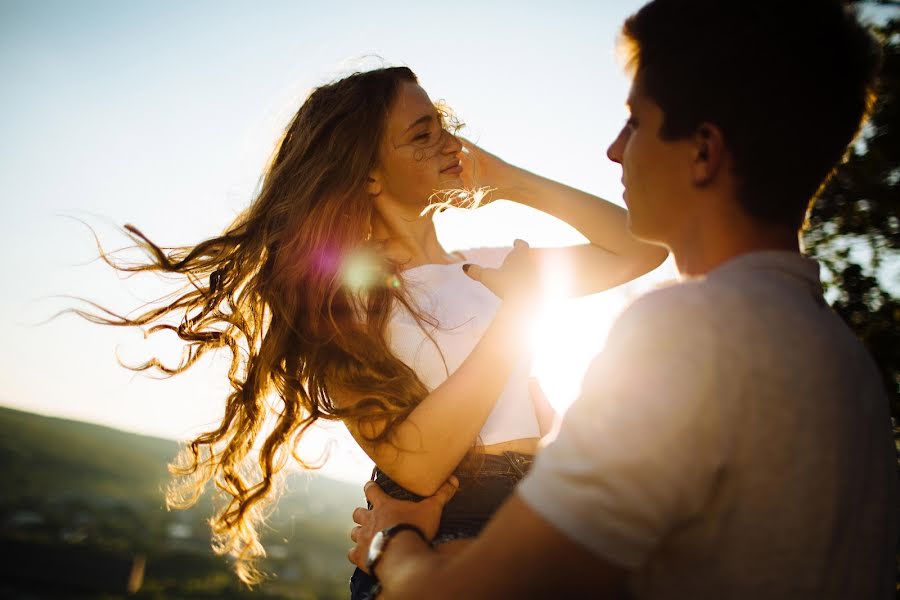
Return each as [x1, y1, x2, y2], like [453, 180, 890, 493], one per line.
[458, 137, 515, 202]
[348, 476, 459, 573]
[462, 239, 542, 310]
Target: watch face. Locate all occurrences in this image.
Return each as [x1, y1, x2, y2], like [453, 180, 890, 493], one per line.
[366, 530, 386, 571]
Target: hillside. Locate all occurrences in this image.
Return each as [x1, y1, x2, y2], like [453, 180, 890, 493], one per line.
[0, 406, 365, 599]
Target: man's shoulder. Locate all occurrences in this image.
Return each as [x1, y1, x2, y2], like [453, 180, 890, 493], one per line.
[582, 279, 738, 396]
[583, 280, 722, 390]
[614, 279, 716, 335]
[617, 273, 763, 333]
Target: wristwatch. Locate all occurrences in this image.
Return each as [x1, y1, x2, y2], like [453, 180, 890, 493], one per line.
[365, 523, 429, 576]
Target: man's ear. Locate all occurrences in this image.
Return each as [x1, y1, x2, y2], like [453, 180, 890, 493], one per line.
[366, 170, 382, 197]
[691, 123, 726, 186]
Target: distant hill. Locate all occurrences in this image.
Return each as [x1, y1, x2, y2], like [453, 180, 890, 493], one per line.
[0, 406, 182, 503]
[0, 406, 366, 599]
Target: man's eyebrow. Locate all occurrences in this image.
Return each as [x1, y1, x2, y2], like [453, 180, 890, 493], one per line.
[403, 114, 433, 134]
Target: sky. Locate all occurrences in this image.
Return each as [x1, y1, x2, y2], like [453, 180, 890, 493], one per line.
[0, 0, 675, 483]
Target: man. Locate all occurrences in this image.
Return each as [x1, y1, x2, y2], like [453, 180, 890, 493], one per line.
[348, 0, 898, 597]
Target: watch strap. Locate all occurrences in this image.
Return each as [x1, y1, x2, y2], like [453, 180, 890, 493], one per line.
[366, 523, 429, 577]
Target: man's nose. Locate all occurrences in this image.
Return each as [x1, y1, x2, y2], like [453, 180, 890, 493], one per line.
[607, 128, 626, 164]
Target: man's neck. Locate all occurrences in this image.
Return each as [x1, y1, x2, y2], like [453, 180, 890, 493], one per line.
[670, 213, 800, 278]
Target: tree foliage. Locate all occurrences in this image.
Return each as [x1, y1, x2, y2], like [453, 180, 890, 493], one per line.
[803, 5, 900, 432]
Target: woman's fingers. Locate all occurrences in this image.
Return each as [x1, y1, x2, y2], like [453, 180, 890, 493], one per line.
[463, 239, 538, 304]
[463, 264, 503, 297]
[350, 525, 361, 542]
[458, 135, 480, 157]
[458, 137, 481, 189]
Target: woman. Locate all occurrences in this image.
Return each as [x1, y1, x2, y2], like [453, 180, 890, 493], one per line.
[82, 66, 666, 592]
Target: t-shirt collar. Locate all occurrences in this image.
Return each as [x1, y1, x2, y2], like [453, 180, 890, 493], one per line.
[706, 250, 824, 298]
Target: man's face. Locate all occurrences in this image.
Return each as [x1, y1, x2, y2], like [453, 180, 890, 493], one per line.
[606, 77, 694, 246]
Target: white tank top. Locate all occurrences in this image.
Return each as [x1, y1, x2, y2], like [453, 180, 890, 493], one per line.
[385, 247, 540, 446]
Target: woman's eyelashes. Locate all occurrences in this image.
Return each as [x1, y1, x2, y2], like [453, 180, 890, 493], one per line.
[412, 125, 449, 148]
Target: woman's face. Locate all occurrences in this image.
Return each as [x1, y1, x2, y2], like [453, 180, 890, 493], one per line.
[369, 82, 463, 215]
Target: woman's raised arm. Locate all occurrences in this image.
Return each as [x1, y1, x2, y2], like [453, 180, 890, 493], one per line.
[460, 138, 668, 296]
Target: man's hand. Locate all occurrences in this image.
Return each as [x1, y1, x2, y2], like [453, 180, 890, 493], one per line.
[348, 476, 459, 573]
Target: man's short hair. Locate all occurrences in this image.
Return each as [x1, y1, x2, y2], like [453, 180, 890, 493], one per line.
[620, 0, 882, 230]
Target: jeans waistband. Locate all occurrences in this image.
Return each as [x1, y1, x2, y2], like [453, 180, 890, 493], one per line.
[371, 451, 534, 502]
[372, 450, 533, 484]
[368, 451, 534, 544]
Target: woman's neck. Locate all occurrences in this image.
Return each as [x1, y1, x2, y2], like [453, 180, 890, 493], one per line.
[370, 208, 457, 270]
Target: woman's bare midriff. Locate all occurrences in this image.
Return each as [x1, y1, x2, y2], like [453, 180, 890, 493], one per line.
[482, 437, 540, 456]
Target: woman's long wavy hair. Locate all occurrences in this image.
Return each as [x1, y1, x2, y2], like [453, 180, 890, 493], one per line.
[78, 66, 457, 583]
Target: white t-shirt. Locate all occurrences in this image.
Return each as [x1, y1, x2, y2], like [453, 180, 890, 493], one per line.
[385, 247, 541, 446]
[518, 251, 898, 598]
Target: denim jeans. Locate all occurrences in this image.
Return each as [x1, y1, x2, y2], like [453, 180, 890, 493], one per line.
[349, 451, 534, 600]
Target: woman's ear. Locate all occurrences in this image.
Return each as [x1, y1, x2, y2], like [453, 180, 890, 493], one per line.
[366, 171, 382, 197]
[691, 123, 726, 186]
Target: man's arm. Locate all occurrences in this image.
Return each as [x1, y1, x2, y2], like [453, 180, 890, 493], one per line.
[351, 485, 627, 600]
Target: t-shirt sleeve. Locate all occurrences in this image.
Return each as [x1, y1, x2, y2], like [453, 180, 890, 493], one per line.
[517, 286, 728, 569]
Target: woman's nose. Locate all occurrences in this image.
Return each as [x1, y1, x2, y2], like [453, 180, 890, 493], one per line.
[444, 130, 463, 154]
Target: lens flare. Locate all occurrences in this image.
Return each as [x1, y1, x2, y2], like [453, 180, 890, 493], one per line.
[341, 248, 381, 291]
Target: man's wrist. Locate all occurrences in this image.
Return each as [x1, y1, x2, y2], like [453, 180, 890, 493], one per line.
[367, 523, 430, 578]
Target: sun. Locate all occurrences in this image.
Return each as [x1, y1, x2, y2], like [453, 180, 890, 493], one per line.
[529, 290, 626, 416]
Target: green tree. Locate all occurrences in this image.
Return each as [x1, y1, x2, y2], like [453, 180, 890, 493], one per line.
[801, 7, 900, 592]
[803, 4, 900, 440]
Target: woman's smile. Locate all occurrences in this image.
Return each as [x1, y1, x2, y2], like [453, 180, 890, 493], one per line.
[440, 159, 463, 175]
